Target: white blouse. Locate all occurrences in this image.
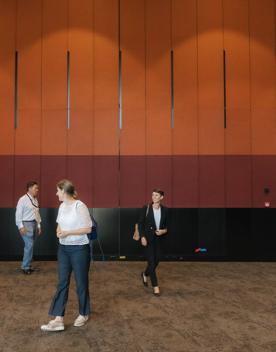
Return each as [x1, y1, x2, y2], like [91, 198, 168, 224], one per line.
[153, 207, 161, 230]
[57, 200, 92, 245]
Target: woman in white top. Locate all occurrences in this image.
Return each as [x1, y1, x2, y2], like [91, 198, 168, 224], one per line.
[41, 179, 92, 332]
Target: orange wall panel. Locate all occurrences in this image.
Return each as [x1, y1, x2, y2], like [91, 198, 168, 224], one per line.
[15, 0, 42, 155]
[68, 0, 94, 110]
[223, 0, 251, 155]
[197, 0, 224, 154]
[42, 0, 67, 110]
[0, 0, 16, 155]
[250, 0, 276, 155]
[120, 0, 146, 156]
[172, 0, 198, 155]
[93, 109, 118, 155]
[94, 0, 118, 112]
[67, 110, 93, 155]
[225, 109, 251, 154]
[41, 110, 67, 155]
[41, 0, 68, 157]
[67, 0, 94, 156]
[250, 0, 275, 110]
[146, 0, 171, 156]
[17, 0, 42, 110]
[251, 108, 276, 154]
[15, 110, 41, 155]
[223, 0, 250, 110]
[93, 0, 118, 156]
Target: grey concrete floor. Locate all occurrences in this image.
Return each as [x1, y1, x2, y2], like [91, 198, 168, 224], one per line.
[0, 261, 276, 352]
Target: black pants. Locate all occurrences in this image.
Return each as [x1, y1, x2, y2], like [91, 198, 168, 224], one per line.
[144, 239, 161, 287]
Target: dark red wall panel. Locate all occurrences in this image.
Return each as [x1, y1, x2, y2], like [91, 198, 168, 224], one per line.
[146, 156, 172, 207]
[225, 156, 252, 208]
[120, 156, 146, 207]
[93, 156, 119, 208]
[172, 156, 198, 208]
[0, 155, 276, 208]
[67, 156, 93, 208]
[199, 156, 225, 208]
[40, 156, 66, 208]
[14, 156, 41, 204]
[0, 156, 14, 207]
[252, 156, 276, 208]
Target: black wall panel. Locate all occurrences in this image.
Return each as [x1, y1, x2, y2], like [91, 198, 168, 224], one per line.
[1, 208, 276, 261]
[226, 209, 252, 259]
[198, 209, 226, 257]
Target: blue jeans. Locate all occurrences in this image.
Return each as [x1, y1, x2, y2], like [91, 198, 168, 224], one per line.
[49, 244, 91, 317]
[21, 221, 37, 270]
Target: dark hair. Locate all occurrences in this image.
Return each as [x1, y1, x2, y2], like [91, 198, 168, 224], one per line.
[57, 179, 77, 199]
[26, 181, 38, 191]
[152, 188, 164, 197]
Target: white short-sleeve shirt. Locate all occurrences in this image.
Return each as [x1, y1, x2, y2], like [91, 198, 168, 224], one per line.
[57, 200, 92, 245]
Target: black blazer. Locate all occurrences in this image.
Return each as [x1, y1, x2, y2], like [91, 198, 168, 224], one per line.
[138, 204, 168, 242]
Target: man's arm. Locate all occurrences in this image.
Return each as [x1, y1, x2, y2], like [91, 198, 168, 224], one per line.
[15, 198, 26, 235]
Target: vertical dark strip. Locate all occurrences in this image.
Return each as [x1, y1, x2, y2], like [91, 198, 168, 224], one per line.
[171, 49, 174, 128]
[67, 50, 70, 129]
[144, 0, 147, 202]
[248, 0, 253, 207]
[118, 50, 122, 129]
[118, 0, 122, 130]
[118, 0, 121, 257]
[223, 49, 227, 129]
[14, 51, 18, 129]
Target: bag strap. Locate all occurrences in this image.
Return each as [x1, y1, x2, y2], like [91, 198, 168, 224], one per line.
[145, 204, 150, 217]
[26, 193, 39, 208]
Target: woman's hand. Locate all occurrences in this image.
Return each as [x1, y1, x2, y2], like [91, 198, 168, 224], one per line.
[133, 230, 140, 241]
[141, 236, 147, 246]
[56, 229, 69, 238]
[155, 229, 167, 236]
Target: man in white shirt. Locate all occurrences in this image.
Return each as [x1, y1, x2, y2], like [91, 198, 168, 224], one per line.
[15, 181, 42, 274]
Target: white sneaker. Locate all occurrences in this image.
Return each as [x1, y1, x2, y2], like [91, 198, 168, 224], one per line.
[40, 320, 64, 332]
[74, 315, 89, 327]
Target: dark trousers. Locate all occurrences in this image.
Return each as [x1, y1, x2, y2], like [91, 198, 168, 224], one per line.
[144, 238, 161, 287]
[49, 244, 91, 317]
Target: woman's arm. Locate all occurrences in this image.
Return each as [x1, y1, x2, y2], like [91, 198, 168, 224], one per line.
[57, 227, 92, 238]
[138, 205, 148, 246]
[133, 223, 140, 240]
[56, 224, 61, 234]
[138, 205, 147, 238]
